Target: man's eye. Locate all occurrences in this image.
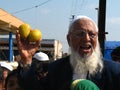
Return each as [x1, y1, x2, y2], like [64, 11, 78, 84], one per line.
[89, 32, 96, 38]
[76, 32, 84, 36]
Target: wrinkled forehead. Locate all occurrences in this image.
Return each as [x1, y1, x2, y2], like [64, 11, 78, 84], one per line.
[69, 16, 98, 33]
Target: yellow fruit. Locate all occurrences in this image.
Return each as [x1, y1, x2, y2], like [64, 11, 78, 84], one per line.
[19, 23, 31, 39]
[27, 29, 42, 42]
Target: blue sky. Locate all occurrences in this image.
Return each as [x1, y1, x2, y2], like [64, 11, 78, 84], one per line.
[0, 0, 120, 53]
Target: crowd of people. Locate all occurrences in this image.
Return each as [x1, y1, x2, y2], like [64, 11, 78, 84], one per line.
[0, 51, 50, 90]
[1, 15, 120, 90]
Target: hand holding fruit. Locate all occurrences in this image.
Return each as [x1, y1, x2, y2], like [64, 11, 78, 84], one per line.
[16, 23, 42, 65]
[19, 23, 42, 42]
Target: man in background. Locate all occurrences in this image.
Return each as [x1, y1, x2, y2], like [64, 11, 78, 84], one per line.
[111, 46, 120, 63]
[0, 62, 13, 90]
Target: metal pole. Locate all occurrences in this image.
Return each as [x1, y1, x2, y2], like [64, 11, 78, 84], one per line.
[9, 32, 13, 62]
[98, 0, 107, 56]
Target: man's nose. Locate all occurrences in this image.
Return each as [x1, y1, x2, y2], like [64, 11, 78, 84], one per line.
[83, 33, 91, 41]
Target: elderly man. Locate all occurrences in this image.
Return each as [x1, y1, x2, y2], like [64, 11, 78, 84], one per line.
[16, 15, 120, 90]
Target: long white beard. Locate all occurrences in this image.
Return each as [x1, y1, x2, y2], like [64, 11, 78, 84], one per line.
[70, 42, 103, 80]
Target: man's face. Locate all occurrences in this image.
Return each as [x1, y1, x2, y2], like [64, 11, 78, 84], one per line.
[67, 19, 98, 57]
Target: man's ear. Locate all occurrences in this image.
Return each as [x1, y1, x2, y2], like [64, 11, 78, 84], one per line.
[67, 34, 71, 46]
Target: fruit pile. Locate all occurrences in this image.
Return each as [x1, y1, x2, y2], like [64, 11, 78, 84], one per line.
[18, 23, 42, 42]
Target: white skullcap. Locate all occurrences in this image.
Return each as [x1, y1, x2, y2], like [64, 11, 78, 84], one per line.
[69, 15, 98, 31]
[0, 61, 13, 71]
[33, 52, 49, 61]
[9, 61, 18, 69]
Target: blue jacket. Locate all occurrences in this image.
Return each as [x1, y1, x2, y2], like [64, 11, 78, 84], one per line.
[46, 56, 120, 90]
